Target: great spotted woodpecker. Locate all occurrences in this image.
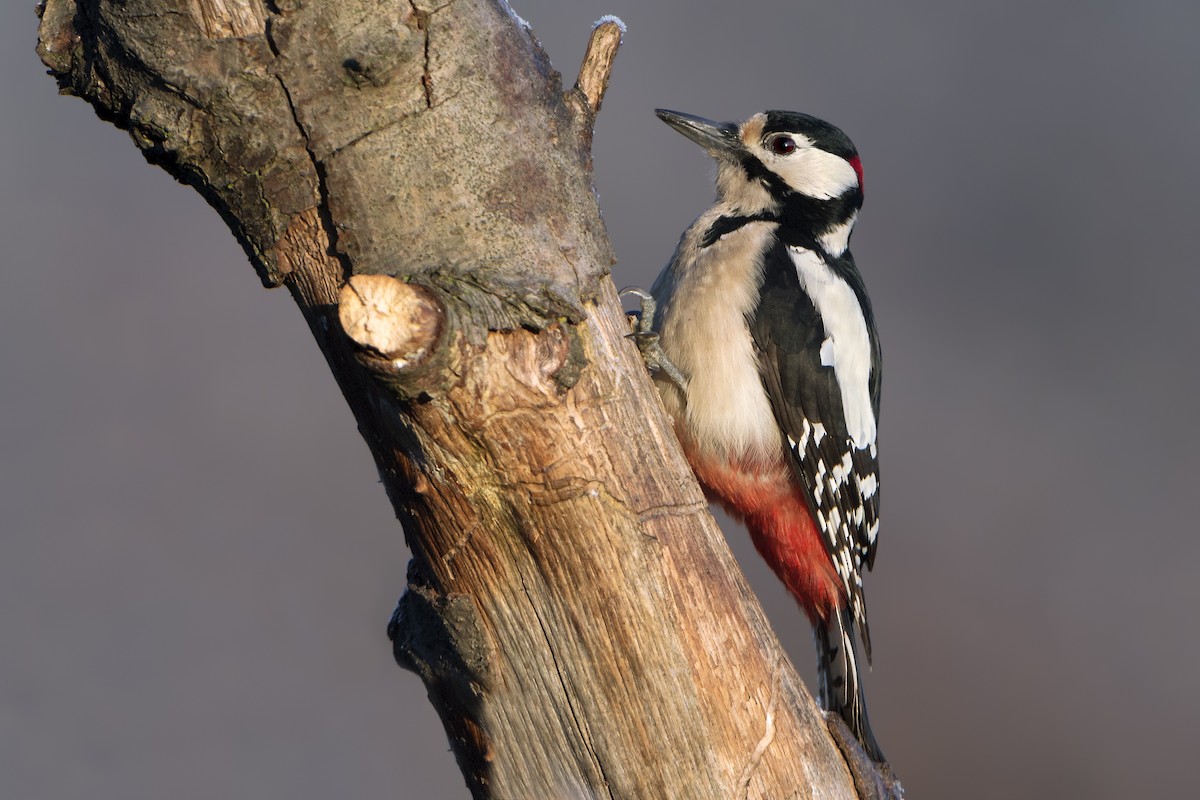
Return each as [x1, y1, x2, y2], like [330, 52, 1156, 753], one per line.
[630, 109, 885, 761]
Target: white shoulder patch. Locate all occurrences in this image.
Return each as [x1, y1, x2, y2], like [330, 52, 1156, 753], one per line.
[789, 247, 876, 448]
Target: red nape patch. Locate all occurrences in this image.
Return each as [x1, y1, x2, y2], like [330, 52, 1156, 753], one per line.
[681, 443, 844, 622]
[848, 155, 864, 194]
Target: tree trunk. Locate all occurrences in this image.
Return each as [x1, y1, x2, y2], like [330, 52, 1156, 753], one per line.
[36, 1, 865, 796]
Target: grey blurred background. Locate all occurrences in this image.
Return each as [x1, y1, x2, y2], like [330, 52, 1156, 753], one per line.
[4, 1, 1198, 797]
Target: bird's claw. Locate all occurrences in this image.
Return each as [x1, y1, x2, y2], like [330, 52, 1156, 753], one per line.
[620, 286, 687, 391]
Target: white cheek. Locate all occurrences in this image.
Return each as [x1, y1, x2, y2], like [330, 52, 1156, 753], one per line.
[774, 149, 859, 200]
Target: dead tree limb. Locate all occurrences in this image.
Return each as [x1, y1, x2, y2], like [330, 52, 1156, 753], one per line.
[37, 1, 866, 796]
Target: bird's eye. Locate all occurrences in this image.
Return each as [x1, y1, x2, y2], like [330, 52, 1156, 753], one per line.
[770, 136, 796, 155]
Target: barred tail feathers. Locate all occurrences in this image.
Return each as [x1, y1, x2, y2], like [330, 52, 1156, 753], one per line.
[815, 605, 884, 762]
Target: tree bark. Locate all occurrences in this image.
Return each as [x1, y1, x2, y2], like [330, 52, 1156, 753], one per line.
[37, 1, 866, 797]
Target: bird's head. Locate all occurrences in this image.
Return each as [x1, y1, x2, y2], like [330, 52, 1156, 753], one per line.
[656, 109, 863, 251]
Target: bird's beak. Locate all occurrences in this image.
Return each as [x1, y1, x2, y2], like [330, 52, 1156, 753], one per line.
[655, 109, 743, 160]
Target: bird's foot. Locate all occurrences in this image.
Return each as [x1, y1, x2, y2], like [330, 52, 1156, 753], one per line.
[824, 712, 905, 800]
[619, 286, 687, 391]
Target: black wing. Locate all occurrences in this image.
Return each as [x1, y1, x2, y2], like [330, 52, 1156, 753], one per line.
[750, 240, 882, 658]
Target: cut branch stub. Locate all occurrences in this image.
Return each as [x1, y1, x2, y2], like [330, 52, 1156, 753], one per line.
[338, 274, 444, 368]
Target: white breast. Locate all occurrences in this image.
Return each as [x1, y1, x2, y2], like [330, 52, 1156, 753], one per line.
[789, 246, 876, 449]
[652, 218, 781, 460]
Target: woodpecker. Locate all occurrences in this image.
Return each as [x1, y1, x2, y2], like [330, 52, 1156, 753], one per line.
[634, 109, 884, 761]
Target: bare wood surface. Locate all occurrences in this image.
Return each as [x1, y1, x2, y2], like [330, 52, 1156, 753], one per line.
[37, 1, 865, 797]
[575, 18, 624, 115]
[338, 275, 444, 366]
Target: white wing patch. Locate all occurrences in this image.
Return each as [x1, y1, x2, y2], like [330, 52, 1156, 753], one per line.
[820, 337, 835, 367]
[788, 246, 876, 449]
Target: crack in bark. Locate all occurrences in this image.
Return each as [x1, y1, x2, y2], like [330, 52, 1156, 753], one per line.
[405, 0, 460, 107]
[520, 479, 612, 507]
[430, 87, 463, 109]
[439, 519, 481, 579]
[326, 115, 406, 160]
[408, 0, 433, 107]
[635, 500, 710, 525]
[739, 656, 782, 797]
[264, 17, 351, 284]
